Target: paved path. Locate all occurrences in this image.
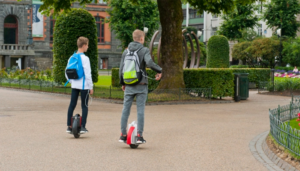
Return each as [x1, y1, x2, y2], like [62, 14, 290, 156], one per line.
[0, 89, 292, 171]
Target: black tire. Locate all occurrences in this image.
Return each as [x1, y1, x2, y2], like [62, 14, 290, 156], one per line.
[72, 115, 81, 138]
[130, 144, 139, 149]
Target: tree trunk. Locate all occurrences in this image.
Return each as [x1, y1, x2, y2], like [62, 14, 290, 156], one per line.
[156, 0, 185, 89]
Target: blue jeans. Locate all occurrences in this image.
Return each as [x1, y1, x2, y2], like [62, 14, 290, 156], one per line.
[121, 84, 148, 136]
[67, 89, 89, 127]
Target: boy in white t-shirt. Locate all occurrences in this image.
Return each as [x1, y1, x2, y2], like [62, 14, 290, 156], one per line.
[65, 37, 94, 134]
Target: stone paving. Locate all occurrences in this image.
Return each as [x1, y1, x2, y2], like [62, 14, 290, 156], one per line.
[0, 88, 295, 171]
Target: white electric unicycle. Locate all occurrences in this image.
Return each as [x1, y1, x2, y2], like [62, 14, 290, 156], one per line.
[126, 121, 140, 149]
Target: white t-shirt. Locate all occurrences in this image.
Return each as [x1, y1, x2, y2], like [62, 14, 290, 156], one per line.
[65, 54, 93, 90]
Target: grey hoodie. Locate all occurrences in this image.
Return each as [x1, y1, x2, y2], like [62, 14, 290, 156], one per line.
[119, 41, 162, 85]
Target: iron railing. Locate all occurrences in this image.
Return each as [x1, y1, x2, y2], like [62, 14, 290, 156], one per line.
[269, 97, 300, 157]
[0, 78, 211, 103]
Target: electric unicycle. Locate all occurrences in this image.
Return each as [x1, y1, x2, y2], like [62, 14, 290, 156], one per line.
[126, 121, 140, 149]
[71, 114, 82, 138]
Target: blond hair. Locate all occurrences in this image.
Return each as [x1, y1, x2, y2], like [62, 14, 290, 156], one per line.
[132, 29, 145, 41]
[77, 36, 89, 48]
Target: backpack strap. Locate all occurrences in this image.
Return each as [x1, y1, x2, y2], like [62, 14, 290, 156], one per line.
[64, 79, 70, 87]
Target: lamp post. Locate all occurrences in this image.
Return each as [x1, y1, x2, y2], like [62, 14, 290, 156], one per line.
[277, 26, 282, 66]
[271, 69, 275, 92]
[25, 4, 33, 45]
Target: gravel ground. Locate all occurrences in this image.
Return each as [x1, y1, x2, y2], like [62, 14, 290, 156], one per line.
[0, 88, 291, 171]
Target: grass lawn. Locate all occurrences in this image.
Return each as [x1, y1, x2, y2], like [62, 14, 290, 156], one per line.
[95, 75, 111, 87]
[275, 77, 300, 81]
[289, 118, 300, 130]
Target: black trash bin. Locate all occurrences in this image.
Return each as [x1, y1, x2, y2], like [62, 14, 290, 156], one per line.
[234, 73, 249, 102]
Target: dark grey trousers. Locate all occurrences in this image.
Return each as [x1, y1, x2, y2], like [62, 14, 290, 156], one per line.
[121, 84, 148, 136]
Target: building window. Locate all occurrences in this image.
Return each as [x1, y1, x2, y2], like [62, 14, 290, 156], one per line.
[189, 9, 202, 19]
[183, 10, 186, 20]
[95, 16, 105, 43]
[211, 27, 217, 36]
[4, 15, 18, 44]
[50, 17, 55, 43]
[257, 24, 262, 36]
[212, 14, 218, 18]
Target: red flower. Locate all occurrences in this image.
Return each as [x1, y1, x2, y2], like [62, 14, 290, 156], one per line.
[297, 119, 300, 121]
[298, 113, 300, 117]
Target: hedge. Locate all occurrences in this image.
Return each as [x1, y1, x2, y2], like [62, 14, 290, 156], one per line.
[112, 68, 270, 97]
[230, 68, 270, 86]
[275, 66, 297, 72]
[207, 35, 230, 68]
[112, 68, 234, 98]
[53, 8, 98, 83]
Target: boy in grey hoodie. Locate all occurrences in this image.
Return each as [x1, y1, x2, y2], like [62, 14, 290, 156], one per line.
[119, 29, 162, 144]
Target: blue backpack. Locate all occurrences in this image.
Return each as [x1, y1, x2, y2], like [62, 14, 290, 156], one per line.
[64, 53, 85, 89]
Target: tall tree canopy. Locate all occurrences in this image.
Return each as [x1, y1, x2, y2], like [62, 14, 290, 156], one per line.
[38, 0, 261, 89]
[263, 0, 300, 37]
[106, 0, 159, 50]
[218, 3, 259, 41]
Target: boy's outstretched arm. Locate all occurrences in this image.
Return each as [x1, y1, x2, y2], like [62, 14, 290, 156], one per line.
[143, 48, 162, 75]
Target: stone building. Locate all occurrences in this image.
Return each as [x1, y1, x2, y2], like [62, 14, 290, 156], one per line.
[0, 0, 122, 70]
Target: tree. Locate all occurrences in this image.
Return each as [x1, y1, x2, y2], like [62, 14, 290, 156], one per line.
[263, 0, 300, 37]
[39, 0, 260, 89]
[53, 9, 98, 83]
[106, 0, 159, 50]
[218, 3, 259, 41]
[238, 28, 259, 42]
[247, 37, 280, 68]
[282, 37, 300, 66]
[232, 41, 255, 65]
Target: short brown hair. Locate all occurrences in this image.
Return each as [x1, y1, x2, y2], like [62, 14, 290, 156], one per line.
[77, 36, 89, 48]
[132, 29, 145, 41]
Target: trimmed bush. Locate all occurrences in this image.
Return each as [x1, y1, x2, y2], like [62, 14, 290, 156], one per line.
[230, 68, 270, 86]
[184, 69, 234, 98]
[207, 35, 230, 68]
[275, 66, 297, 72]
[230, 65, 249, 68]
[53, 8, 98, 83]
[112, 68, 235, 98]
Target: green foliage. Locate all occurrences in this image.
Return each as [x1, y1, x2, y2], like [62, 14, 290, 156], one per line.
[0, 68, 54, 81]
[230, 65, 249, 68]
[282, 37, 300, 66]
[184, 69, 234, 98]
[263, 0, 300, 37]
[207, 35, 230, 68]
[39, 0, 93, 16]
[230, 68, 270, 86]
[275, 66, 295, 71]
[271, 78, 300, 91]
[247, 37, 280, 68]
[239, 28, 260, 42]
[218, 3, 259, 40]
[232, 41, 255, 65]
[106, 0, 159, 50]
[53, 8, 98, 83]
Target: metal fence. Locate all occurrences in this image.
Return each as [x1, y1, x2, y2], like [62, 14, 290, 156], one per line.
[0, 78, 211, 102]
[269, 96, 300, 157]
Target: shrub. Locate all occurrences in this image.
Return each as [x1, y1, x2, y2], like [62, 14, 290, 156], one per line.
[112, 68, 235, 98]
[275, 66, 297, 72]
[53, 8, 98, 83]
[230, 65, 249, 68]
[206, 35, 230, 68]
[230, 68, 270, 86]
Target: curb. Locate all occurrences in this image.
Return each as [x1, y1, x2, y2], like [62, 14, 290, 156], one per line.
[249, 131, 298, 171]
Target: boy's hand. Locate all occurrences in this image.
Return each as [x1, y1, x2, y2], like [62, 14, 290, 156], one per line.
[122, 85, 126, 91]
[155, 73, 162, 81]
[89, 89, 94, 95]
